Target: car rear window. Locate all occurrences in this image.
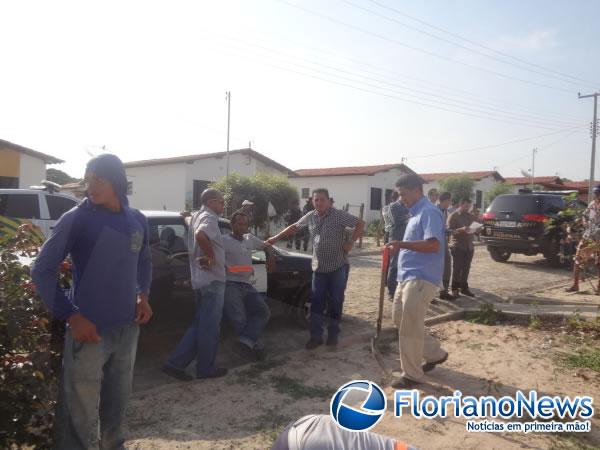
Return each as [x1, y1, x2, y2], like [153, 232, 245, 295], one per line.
[489, 195, 564, 215]
[46, 194, 78, 220]
[0, 193, 41, 219]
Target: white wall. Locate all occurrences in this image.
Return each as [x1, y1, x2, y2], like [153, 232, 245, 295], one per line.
[289, 167, 410, 223]
[126, 153, 289, 212]
[19, 152, 47, 188]
[126, 163, 188, 211]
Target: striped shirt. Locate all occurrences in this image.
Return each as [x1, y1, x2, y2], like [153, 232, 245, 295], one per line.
[296, 207, 359, 273]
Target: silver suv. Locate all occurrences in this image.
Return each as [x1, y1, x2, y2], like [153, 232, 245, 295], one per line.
[0, 183, 79, 240]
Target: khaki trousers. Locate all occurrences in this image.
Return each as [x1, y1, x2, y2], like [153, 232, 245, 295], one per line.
[393, 279, 447, 381]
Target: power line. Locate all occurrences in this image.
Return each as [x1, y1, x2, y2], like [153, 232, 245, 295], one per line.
[342, 0, 592, 88]
[211, 34, 582, 128]
[275, 0, 578, 94]
[212, 41, 584, 130]
[206, 27, 587, 122]
[496, 130, 581, 169]
[405, 125, 586, 159]
[362, 0, 599, 88]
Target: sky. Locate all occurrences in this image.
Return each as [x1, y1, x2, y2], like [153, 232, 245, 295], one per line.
[1, 0, 599, 180]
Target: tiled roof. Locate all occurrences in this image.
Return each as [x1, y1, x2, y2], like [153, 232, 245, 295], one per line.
[292, 163, 415, 177]
[0, 138, 63, 164]
[123, 148, 293, 174]
[504, 176, 562, 186]
[419, 171, 504, 182]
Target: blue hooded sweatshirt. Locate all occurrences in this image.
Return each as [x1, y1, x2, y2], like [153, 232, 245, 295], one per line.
[31, 154, 152, 333]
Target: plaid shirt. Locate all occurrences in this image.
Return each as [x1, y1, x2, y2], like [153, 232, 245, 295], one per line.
[296, 207, 359, 273]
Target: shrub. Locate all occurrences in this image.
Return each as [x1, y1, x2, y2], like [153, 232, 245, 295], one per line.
[439, 175, 475, 203]
[211, 173, 299, 229]
[0, 224, 62, 448]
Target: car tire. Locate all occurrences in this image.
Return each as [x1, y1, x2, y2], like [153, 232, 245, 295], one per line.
[291, 285, 311, 329]
[488, 247, 511, 263]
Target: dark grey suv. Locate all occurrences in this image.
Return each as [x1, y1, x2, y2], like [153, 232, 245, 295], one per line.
[480, 191, 583, 266]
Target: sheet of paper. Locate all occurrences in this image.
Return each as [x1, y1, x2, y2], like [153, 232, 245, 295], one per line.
[467, 222, 483, 234]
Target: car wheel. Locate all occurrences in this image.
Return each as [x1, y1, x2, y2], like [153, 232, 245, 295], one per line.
[488, 247, 511, 263]
[291, 285, 311, 329]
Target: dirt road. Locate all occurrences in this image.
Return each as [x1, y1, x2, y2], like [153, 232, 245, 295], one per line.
[127, 247, 598, 449]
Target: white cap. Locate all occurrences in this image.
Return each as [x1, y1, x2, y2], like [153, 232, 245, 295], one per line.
[242, 200, 254, 206]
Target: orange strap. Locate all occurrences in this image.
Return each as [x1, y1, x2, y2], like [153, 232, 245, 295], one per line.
[395, 441, 408, 450]
[227, 265, 253, 273]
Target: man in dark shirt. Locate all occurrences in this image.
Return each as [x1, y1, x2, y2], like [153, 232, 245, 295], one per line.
[300, 198, 314, 251]
[386, 194, 410, 298]
[286, 200, 303, 250]
[447, 198, 476, 298]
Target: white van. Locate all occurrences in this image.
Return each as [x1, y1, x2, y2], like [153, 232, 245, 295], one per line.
[0, 185, 79, 240]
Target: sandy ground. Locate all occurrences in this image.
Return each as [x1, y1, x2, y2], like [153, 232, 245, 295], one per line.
[126, 320, 599, 450]
[126, 246, 599, 449]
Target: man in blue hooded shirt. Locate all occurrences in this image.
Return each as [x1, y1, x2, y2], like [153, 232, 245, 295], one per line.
[31, 154, 152, 449]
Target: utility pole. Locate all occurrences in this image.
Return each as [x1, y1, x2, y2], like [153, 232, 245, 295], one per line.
[530, 148, 537, 189]
[225, 91, 231, 179]
[579, 92, 599, 203]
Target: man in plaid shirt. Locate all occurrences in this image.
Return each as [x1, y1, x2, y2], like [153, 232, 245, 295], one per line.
[267, 189, 365, 349]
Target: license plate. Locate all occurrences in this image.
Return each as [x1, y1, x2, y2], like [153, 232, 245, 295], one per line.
[496, 221, 517, 228]
[491, 231, 521, 239]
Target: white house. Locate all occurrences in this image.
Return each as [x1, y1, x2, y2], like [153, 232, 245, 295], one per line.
[289, 164, 417, 223]
[420, 171, 505, 209]
[123, 148, 292, 211]
[0, 139, 63, 189]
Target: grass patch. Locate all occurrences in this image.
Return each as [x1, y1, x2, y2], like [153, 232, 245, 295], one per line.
[562, 347, 600, 372]
[465, 303, 499, 325]
[528, 313, 541, 330]
[269, 374, 335, 400]
[567, 315, 600, 339]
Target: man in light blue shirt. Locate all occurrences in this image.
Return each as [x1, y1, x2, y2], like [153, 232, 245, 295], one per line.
[386, 174, 449, 388]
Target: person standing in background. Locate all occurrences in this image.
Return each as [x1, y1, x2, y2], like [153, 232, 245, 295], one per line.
[437, 192, 455, 300]
[427, 188, 439, 204]
[286, 200, 303, 250]
[447, 198, 477, 298]
[386, 190, 410, 299]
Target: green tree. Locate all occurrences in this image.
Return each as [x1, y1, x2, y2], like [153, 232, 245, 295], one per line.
[439, 175, 475, 203]
[46, 168, 78, 185]
[485, 183, 513, 204]
[210, 173, 299, 229]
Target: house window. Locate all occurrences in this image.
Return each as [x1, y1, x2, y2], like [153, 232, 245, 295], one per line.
[0, 176, 18, 188]
[385, 189, 394, 205]
[301, 188, 310, 198]
[475, 190, 483, 209]
[370, 187, 382, 211]
[127, 181, 133, 195]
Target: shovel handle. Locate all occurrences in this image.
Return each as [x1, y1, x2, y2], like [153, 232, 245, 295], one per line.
[376, 245, 391, 337]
